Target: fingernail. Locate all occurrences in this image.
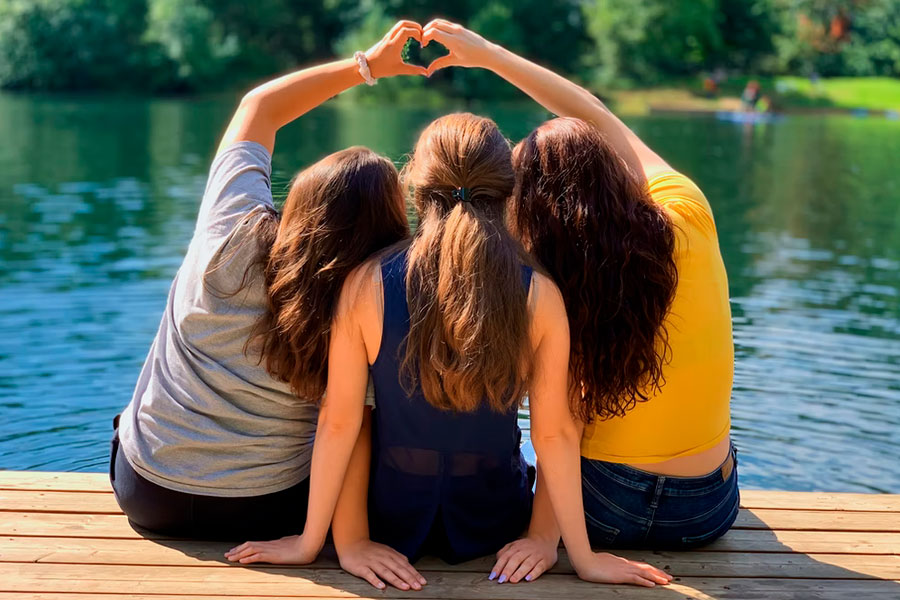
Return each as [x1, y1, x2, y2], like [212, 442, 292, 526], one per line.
[525, 575, 532, 582]
[488, 572, 497, 581]
[498, 575, 508, 583]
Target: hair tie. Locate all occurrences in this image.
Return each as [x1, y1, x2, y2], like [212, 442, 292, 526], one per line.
[451, 187, 470, 203]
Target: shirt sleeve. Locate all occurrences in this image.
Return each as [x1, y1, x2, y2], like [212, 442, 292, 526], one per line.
[647, 172, 717, 238]
[196, 141, 275, 241]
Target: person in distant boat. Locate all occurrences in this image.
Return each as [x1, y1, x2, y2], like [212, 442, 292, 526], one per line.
[111, 22, 420, 562]
[225, 85, 671, 591]
[412, 22, 738, 583]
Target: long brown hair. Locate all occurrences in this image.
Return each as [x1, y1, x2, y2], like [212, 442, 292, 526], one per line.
[401, 113, 531, 413]
[510, 118, 677, 423]
[244, 147, 409, 401]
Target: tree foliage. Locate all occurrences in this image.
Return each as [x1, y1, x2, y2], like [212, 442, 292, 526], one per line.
[0, 0, 897, 93]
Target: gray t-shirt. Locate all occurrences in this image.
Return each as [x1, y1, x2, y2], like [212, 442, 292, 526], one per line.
[119, 142, 319, 497]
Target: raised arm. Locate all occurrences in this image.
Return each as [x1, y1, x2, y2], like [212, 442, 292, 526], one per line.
[218, 20, 426, 155]
[522, 274, 671, 587]
[422, 20, 670, 182]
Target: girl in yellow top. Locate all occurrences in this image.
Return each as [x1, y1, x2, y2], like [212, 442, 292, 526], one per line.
[423, 21, 738, 582]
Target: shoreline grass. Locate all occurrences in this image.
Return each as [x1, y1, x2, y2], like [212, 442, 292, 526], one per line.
[604, 76, 900, 116]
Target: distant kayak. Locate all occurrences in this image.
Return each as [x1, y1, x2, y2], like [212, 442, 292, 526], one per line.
[715, 111, 784, 124]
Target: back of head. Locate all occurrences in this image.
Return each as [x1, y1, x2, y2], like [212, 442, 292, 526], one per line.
[254, 146, 409, 401]
[510, 117, 678, 423]
[403, 112, 530, 412]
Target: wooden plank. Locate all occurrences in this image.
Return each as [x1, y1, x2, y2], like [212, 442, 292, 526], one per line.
[1, 564, 899, 599]
[740, 490, 900, 513]
[0, 472, 110, 493]
[1, 512, 897, 554]
[0, 490, 121, 514]
[1, 536, 898, 580]
[0, 597, 353, 600]
[0, 512, 144, 539]
[703, 528, 900, 555]
[1, 588, 900, 600]
[733, 509, 900, 532]
[2, 471, 898, 519]
[3, 472, 898, 513]
[4, 509, 897, 545]
[4, 488, 898, 528]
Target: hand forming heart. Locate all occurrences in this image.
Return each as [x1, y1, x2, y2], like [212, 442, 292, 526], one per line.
[421, 19, 495, 76]
[364, 21, 428, 79]
[365, 19, 494, 80]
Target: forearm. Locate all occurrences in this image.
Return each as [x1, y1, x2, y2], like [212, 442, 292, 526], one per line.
[219, 58, 363, 154]
[532, 431, 593, 569]
[527, 463, 561, 544]
[332, 409, 373, 549]
[483, 46, 645, 178]
[302, 407, 365, 550]
[245, 59, 362, 130]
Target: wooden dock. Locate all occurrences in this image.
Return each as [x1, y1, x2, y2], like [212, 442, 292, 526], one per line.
[0, 471, 897, 599]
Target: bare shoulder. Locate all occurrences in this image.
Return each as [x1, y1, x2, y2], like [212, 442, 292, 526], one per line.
[337, 257, 382, 324]
[529, 272, 569, 341]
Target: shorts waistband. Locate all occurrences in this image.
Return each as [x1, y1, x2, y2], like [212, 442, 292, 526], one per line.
[583, 444, 737, 494]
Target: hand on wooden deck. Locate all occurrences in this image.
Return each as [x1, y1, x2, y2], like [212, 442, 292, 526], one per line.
[574, 551, 673, 587]
[337, 539, 427, 591]
[489, 536, 558, 583]
[224, 534, 320, 565]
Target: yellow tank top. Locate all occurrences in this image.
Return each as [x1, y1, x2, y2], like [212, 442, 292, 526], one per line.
[580, 172, 733, 463]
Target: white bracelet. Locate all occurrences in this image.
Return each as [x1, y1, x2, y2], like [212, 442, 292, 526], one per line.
[354, 51, 377, 86]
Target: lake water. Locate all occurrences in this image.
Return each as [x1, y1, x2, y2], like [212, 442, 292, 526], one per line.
[0, 94, 898, 493]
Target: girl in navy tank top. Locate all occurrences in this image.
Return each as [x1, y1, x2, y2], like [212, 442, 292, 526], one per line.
[229, 109, 671, 592]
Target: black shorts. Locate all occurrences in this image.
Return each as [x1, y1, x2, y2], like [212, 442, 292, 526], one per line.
[110, 417, 309, 541]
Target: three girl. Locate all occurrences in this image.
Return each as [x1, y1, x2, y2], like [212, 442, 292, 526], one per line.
[115, 17, 736, 592]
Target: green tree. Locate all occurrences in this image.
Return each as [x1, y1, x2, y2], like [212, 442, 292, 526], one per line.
[836, 0, 900, 76]
[0, 0, 149, 90]
[716, 0, 781, 72]
[143, 0, 238, 90]
[583, 0, 722, 86]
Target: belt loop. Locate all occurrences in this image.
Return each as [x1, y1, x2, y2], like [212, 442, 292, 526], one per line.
[649, 476, 666, 511]
[721, 452, 735, 482]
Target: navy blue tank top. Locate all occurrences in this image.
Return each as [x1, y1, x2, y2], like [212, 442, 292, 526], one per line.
[368, 247, 534, 564]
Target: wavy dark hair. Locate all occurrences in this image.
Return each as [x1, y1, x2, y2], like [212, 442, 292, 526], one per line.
[510, 118, 678, 423]
[401, 113, 532, 413]
[215, 146, 409, 402]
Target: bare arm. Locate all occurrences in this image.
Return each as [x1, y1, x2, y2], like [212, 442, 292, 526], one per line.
[219, 21, 426, 155]
[523, 274, 672, 587]
[422, 20, 671, 182]
[225, 266, 372, 564]
[331, 411, 426, 591]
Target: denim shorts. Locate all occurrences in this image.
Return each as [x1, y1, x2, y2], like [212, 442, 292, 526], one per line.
[581, 444, 739, 549]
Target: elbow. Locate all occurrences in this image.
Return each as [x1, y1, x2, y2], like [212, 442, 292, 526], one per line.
[532, 423, 580, 456]
[317, 408, 363, 439]
[238, 89, 264, 113]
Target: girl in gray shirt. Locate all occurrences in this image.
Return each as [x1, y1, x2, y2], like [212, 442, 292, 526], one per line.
[112, 24, 421, 545]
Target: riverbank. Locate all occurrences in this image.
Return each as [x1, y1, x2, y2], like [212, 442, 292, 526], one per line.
[605, 76, 900, 117]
